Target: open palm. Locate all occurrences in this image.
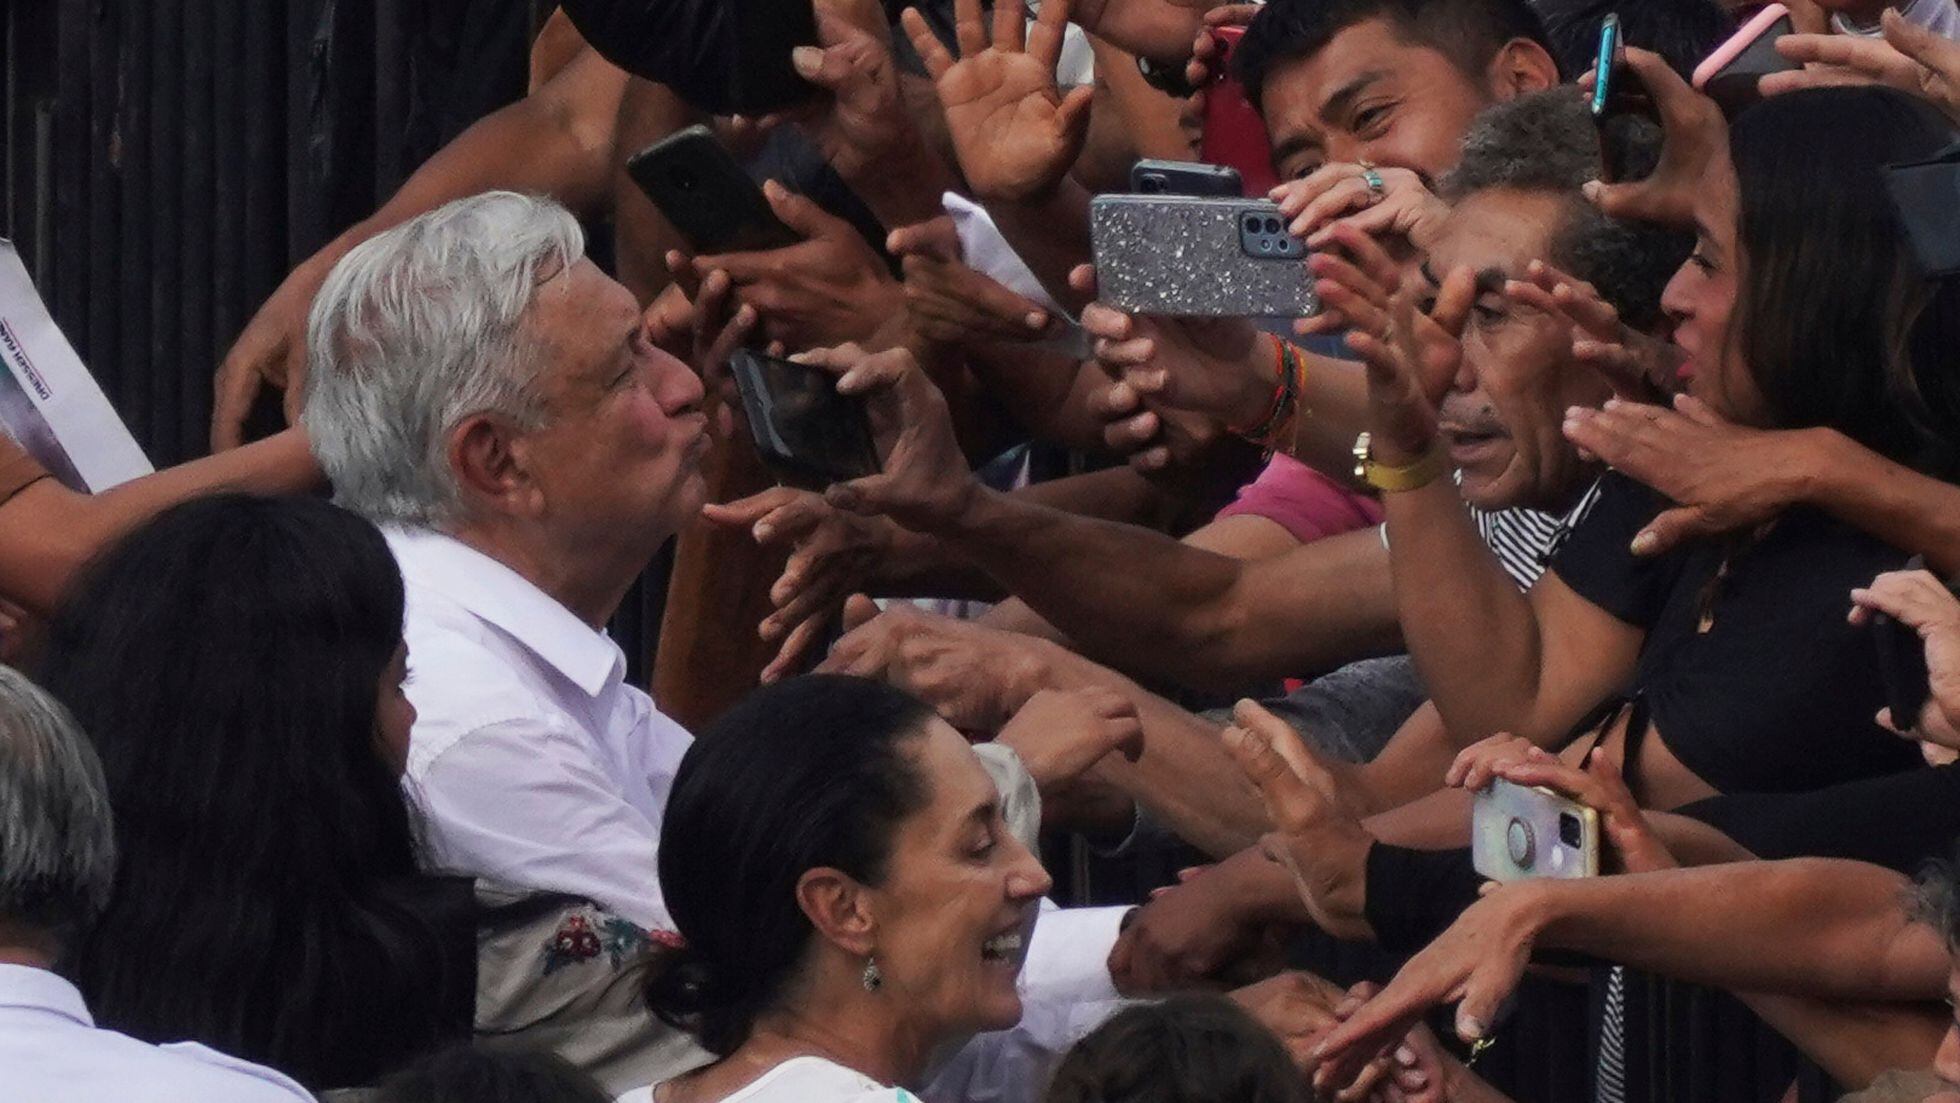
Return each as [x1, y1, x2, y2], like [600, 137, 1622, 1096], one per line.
[903, 0, 1095, 202]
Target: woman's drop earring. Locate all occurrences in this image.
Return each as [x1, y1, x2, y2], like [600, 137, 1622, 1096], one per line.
[861, 957, 883, 992]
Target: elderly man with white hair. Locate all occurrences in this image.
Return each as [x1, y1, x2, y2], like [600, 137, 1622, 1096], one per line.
[304, 190, 727, 934]
[302, 192, 1140, 1102]
[0, 665, 313, 1101]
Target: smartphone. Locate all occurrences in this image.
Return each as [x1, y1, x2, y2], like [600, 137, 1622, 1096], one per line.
[1090, 195, 1316, 317]
[1590, 14, 1655, 184]
[1472, 779, 1601, 883]
[1873, 555, 1936, 728]
[727, 349, 882, 486]
[1131, 159, 1245, 197]
[1886, 146, 1960, 278]
[1691, 3, 1799, 115]
[1201, 27, 1279, 198]
[626, 126, 800, 255]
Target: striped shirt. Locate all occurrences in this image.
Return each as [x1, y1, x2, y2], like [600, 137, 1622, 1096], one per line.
[1382, 477, 1607, 592]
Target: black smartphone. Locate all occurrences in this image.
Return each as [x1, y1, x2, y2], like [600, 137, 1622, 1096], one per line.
[1874, 555, 1936, 729]
[1885, 142, 1960, 278]
[626, 126, 800, 255]
[1691, 4, 1798, 116]
[1590, 15, 1653, 184]
[1130, 159, 1245, 197]
[727, 349, 882, 485]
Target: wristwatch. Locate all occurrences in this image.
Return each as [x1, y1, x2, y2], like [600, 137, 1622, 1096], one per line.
[1352, 431, 1448, 493]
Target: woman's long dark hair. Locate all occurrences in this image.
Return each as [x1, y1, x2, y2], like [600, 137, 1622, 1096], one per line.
[1725, 87, 1960, 479]
[37, 494, 475, 1089]
[645, 674, 935, 1057]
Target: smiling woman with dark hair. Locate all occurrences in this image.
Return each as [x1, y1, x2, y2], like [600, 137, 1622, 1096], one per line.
[639, 673, 1103, 1103]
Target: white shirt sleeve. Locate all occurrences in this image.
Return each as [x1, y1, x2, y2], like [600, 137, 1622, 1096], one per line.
[409, 717, 671, 931]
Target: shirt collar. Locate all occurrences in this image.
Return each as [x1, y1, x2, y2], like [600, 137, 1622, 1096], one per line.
[0, 963, 94, 1026]
[385, 526, 626, 699]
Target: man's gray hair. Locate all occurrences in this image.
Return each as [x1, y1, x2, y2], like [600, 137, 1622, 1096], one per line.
[1440, 88, 1687, 332]
[302, 191, 586, 528]
[0, 665, 115, 939]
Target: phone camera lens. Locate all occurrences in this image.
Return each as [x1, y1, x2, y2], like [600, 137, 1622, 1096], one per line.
[1259, 239, 1274, 253]
[1244, 215, 1262, 231]
[1140, 174, 1166, 194]
[1559, 812, 1583, 849]
[1263, 217, 1282, 234]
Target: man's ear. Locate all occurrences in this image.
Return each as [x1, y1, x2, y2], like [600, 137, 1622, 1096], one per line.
[1487, 38, 1562, 100]
[449, 414, 546, 519]
[795, 867, 878, 959]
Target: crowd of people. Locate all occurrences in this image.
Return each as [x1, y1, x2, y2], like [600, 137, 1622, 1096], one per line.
[6, 0, 1960, 1099]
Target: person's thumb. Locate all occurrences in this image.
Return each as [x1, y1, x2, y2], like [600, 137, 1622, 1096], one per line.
[825, 474, 902, 518]
[763, 179, 841, 240]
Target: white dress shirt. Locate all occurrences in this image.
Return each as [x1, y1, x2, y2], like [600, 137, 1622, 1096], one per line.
[389, 526, 692, 932]
[0, 963, 313, 1103]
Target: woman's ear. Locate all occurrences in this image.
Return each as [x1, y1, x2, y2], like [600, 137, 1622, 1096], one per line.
[1487, 38, 1562, 100]
[796, 867, 878, 958]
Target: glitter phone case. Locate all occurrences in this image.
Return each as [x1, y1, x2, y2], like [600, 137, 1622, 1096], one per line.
[1090, 194, 1317, 318]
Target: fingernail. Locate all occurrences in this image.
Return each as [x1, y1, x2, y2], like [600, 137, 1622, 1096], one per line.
[753, 523, 774, 541]
[1631, 531, 1658, 555]
[1025, 310, 1048, 330]
[792, 45, 824, 75]
[1459, 1015, 1486, 1040]
[1395, 1046, 1417, 1067]
[1581, 181, 1602, 201]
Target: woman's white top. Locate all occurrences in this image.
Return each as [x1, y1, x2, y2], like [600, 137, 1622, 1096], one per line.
[620, 1056, 916, 1103]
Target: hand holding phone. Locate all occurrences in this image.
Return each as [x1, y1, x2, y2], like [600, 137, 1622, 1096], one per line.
[1590, 14, 1655, 184]
[627, 126, 799, 255]
[727, 349, 881, 487]
[1872, 555, 1937, 730]
[1090, 195, 1317, 317]
[1471, 779, 1601, 882]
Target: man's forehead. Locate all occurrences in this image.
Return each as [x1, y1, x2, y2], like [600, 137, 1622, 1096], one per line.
[1264, 18, 1451, 119]
[1426, 190, 1562, 280]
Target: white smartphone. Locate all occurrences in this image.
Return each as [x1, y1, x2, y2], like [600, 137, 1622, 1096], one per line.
[1471, 778, 1601, 883]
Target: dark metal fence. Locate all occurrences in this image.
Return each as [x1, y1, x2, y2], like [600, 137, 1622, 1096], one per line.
[4, 0, 539, 466]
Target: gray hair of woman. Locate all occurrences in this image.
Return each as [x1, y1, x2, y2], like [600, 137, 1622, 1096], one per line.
[301, 191, 585, 529]
[0, 663, 116, 947]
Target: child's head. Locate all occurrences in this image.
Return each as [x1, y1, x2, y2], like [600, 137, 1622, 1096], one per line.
[370, 1045, 611, 1103]
[1044, 995, 1315, 1103]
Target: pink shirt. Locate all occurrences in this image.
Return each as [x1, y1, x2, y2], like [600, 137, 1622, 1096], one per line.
[1216, 453, 1383, 544]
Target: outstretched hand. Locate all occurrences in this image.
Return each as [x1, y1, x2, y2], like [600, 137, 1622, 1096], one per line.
[1766, 10, 1960, 126]
[1560, 393, 1805, 555]
[996, 687, 1144, 793]
[791, 343, 981, 531]
[1502, 260, 1680, 401]
[1580, 46, 1728, 230]
[903, 0, 1096, 202]
[1850, 569, 1960, 746]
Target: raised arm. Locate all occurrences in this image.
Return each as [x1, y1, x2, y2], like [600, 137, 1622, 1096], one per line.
[1312, 858, 1949, 1084]
[212, 44, 636, 449]
[0, 430, 322, 617]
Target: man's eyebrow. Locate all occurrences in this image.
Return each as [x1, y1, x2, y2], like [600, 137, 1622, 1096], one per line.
[1320, 69, 1391, 123]
[1417, 258, 1442, 288]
